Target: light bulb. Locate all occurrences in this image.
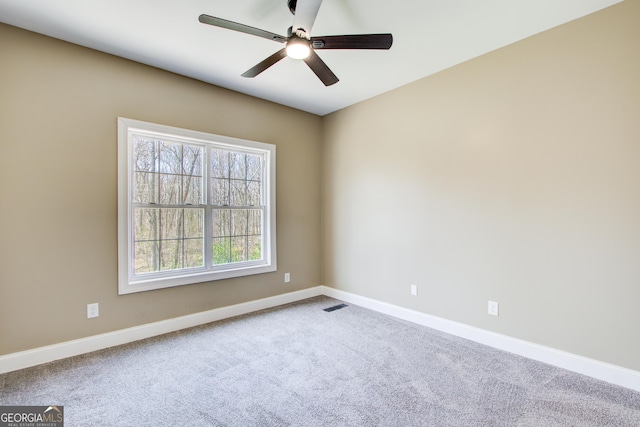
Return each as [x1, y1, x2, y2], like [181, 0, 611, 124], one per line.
[286, 38, 311, 59]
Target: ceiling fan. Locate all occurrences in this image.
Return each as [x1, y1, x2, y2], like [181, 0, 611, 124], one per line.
[198, 0, 393, 86]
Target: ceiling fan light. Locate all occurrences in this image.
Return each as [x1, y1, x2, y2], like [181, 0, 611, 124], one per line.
[286, 39, 310, 59]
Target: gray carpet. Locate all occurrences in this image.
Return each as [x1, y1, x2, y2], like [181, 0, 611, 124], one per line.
[1, 296, 639, 426]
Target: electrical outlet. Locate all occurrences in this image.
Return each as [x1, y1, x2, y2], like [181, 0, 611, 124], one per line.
[284, 273, 291, 283]
[87, 303, 99, 319]
[488, 301, 499, 317]
[410, 284, 418, 296]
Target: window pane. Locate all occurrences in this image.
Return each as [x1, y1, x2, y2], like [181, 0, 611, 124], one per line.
[232, 210, 248, 236]
[184, 209, 204, 239]
[183, 175, 202, 205]
[230, 180, 246, 206]
[159, 174, 181, 204]
[231, 236, 247, 262]
[213, 237, 231, 265]
[248, 235, 262, 261]
[134, 241, 158, 274]
[247, 181, 261, 206]
[230, 152, 246, 179]
[246, 154, 261, 181]
[160, 239, 183, 271]
[184, 239, 203, 269]
[160, 209, 183, 240]
[133, 138, 156, 172]
[211, 178, 229, 206]
[210, 149, 229, 178]
[134, 172, 157, 204]
[213, 209, 231, 238]
[183, 145, 203, 177]
[134, 208, 158, 242]
[159, 141, 182, 174]
[248, 209, 262, 236]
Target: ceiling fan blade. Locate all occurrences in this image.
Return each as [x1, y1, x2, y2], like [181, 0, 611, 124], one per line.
[241, 49, 288, 78]
[199, 14, 286, 43]
[292, 0, 323, 35]
[303, 50, 339, 86]
[311, 34, 393, 50]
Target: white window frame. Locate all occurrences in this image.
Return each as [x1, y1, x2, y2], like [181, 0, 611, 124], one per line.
[117, 117, 276, 295]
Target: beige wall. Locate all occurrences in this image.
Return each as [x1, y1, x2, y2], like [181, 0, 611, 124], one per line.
[0, 23, 322, 355]
[322, 0, 640, 371]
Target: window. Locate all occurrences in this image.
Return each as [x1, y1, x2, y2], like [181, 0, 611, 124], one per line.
[117, 118, 276, 294]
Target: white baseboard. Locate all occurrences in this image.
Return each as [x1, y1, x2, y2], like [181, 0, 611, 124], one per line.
[321, 286, 640, 393]
[0, 287, 323, 375]
[2, 285, 639, 393]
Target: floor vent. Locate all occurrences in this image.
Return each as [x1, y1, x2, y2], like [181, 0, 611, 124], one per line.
[323, 304, 348, 312]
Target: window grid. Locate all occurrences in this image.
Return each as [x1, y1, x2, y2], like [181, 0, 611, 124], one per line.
[212, 208, 263, 265]
[133, 207, 205, 274]
[133, 139, 204, 206]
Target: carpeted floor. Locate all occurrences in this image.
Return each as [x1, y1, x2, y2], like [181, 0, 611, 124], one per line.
[1, 296, 639, 426]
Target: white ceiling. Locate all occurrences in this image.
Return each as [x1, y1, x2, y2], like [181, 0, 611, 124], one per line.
[0, 0, 622, 116]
